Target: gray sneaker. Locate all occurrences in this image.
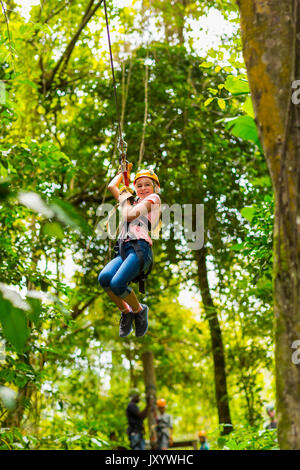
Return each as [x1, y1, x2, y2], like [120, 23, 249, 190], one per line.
[119, 312, 133, 337]
[134, 304, 149, 337]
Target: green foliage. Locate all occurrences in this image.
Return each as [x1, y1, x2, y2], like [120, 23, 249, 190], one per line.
[0, 425, 124, 450]
[224, 115, 262, 150]
[216, 425, 278, 450]
[0, 0, 277, 450]
[234, 196, 274, 286]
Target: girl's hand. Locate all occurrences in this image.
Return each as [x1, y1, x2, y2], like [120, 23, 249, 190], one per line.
[108, 164, 133, 201]
[119, 186, 134, 204]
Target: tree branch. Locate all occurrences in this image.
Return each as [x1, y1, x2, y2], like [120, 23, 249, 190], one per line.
[71, 295, 98, 319]
[45, 0, 104, 92]
[0, 0, 15, 71]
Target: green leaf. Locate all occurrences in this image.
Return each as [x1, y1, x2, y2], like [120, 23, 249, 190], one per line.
[225, 439, 240, 450]
[42, 222, 65, 240]
[238, 440, 250, 450]
[204, 97, 214, 106]
[37, 346, 66, 357]
[217, 98, 226, 110]
[231, 243, 244, 251]
[208, 87, 218, 96]
[223, 66, 233, 73]
[242, 96, 255, 118]
[217, 436, 226, 448]
[252, 176, 272, 188]
[37, 105, 45, 114]
[241, 206, 256, 222]
[224, 76, 250, 94]
[225, 115, 262, 150]
[264, 195, 273, 203]
[199, 61, 214, 68]
[0, 291, 30, 353]
[0, 179, 11, 200]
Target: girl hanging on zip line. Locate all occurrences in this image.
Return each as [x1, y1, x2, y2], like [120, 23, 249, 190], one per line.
[98, 167, 161, 338]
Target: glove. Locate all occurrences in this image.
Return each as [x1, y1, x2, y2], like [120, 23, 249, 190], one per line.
[119, 186, 134, 205]
[119, 185, 134, 195]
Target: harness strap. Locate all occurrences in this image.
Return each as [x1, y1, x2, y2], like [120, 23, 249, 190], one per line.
[114, 202, 156, 293]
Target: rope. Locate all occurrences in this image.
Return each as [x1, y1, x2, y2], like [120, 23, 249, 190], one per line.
[103, 0, 125, 158]
[138, 60, 149, 168]
[137, 1, 152, 169]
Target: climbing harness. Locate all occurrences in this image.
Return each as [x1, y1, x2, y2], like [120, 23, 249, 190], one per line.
[115, 239, 153, 294]
[114, 213, 154, 294]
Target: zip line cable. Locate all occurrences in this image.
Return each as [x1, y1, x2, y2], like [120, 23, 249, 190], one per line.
[103, 0, 122, 142]
[103, 0, 128, 181]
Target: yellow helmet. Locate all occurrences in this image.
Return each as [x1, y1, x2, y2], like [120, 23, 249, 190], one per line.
[198, 430, 206, 437]
[156, 398, 166, 407]
[133, 169, 160, 187]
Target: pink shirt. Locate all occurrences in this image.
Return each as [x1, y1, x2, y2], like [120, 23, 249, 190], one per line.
[119, 194, 161, 246]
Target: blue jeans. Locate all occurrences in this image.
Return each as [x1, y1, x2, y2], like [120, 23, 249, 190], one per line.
[98, 240, 152, 299]
[129, 432, 145, 450]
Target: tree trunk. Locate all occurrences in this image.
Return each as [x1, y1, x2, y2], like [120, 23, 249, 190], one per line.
[195, 248, 232, 434]
[238, 0, 300, 449]
[3, 364, 34, 428]
[142, 351, 157, 449]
